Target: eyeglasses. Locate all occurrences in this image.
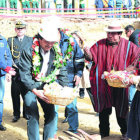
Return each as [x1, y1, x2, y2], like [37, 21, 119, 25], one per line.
[16, 28, 25, 30]
[125, 30, 129, 34]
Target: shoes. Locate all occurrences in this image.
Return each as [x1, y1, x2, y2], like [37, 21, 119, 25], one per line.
[100, 133, 109, 138]
[12, 116, 20, 122]
[62, 117, 68, 123]
[79, 94, 85, 99]
[79, 88, 85, 99]
[120, 134, 129, 140]
[23, 115, 28, 120]
[101, 135, 109, 138]
[96, 113, 99, 116]
[0, 124, 6, 131]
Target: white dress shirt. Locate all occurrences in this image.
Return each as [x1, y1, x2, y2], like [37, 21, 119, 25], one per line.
[18, 36, 24, 42]
[40, 48, 50, 77]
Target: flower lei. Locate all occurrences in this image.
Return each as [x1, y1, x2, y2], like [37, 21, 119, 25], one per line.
[32, 29, 74, 84]
[136, 57, 140, 69]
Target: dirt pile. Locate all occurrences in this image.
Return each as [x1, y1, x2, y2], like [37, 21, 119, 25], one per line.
[0, 17, 140, 47]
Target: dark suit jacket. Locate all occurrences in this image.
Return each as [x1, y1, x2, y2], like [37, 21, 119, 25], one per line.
[129, 29, 140, 47]
[18, 46, 69, 91]
[7, 35, 33, 67]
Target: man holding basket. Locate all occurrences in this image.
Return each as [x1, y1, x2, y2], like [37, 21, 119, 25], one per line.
[84, 21, 140, 139]
[18, 16, 84, 140]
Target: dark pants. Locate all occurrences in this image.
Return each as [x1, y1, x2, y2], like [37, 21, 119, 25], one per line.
[99, 108, 127, 137]
[64, 98, 78, 133]
[32, 1, 39, 13]
[25, 91, 57, 140]
[127, 91, 140, 140]
[11, 74, 26, 117]
[79, 88, 85, 97]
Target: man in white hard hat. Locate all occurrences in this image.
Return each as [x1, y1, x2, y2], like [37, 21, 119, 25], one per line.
[18, 16, 84, 139]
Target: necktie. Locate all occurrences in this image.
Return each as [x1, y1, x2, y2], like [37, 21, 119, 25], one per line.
[19, 38, 22, 43]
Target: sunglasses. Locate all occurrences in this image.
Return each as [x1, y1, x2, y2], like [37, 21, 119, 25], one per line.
[16, 28, 25, 30]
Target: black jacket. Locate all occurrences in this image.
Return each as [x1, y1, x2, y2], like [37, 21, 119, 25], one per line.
[7, 35, 33, 67]
[18, 46, 69, 91]
[129, 29, 140, 47]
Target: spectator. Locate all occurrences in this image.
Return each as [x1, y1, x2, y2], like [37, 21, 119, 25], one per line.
[108, 0, 115, 18]
[128, 0, 133, 18]
[66, 0, 72, 12]
[7, 20, 33, 122]
[102, 0, 108, 8]
[32, 0, 40, 13]
[20, 0, 31, 13]
[102, 0, 108, 18]
[95, 0, 104, 18]
[0, 34, 16, 131]
[116, 0, 123, 18]
[79, 0, 86, 12]
[84, 21, 140, 139]
[45, 0, 56, 13]
[0, 0, 6, 12]
[9, 0, 17, 12]
[124, 25, 140, 105]
[61, 31, 87, 129]
[56, 0, 63, 12]
[71, 31, 91, 99]
[125, 25, 140, 47]
[58, 30, 84, 136]
[134, 0, 140, 18]
[127, 55, 140, 140]
[123, 0, 132, 18]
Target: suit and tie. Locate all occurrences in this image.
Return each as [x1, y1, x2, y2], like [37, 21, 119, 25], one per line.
[7, 35, 33, 121]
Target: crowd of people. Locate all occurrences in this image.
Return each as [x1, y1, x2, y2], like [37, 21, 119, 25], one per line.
[0, 0, 40, 13]
[95, 0, 140, 18]
[0, 16, 140, 140]
[0, 0, 85, 13]
[0, 0, 140, 17]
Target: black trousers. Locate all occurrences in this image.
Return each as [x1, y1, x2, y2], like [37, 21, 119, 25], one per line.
[127, 91, 140, 140]
[11, 74, 27, 117]
[79, 88, 85, 96]
[99, 108, 127, 137]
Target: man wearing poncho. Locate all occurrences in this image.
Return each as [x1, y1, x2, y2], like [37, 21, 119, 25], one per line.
[84, 21, 140, 139]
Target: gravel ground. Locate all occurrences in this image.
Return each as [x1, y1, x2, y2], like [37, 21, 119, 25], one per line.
[0, 81, 125, 140]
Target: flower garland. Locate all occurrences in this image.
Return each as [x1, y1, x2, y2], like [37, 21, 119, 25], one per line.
[32, 29, 74, 83]
[136, 57, 140, 69]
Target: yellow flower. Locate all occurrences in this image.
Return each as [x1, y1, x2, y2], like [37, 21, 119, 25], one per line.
[33, 55, 40, 65]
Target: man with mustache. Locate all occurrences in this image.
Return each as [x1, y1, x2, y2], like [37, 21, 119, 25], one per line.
[18, 17, 84, 139]
[84, 21, 140, 140]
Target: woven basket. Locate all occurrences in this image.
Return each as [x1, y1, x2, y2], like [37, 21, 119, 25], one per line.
[46, 95, 74, 106]
[106, 78, 128, 88]
[43, 82, 78, 106]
